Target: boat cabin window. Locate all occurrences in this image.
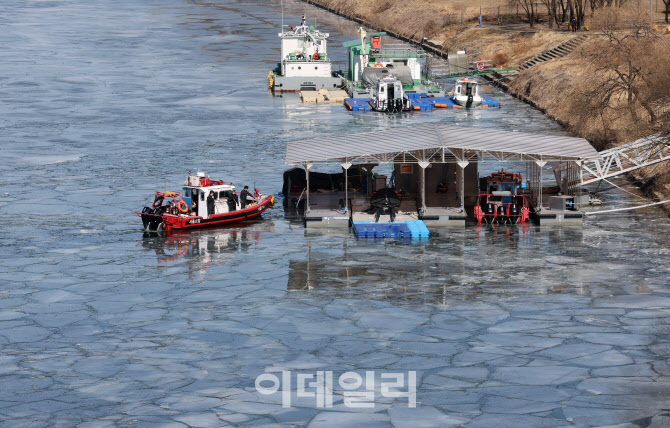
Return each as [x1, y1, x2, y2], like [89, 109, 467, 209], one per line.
[220, 190, 232, 198]
[184, 188, 191, 198]
[201, 191, 205, 202]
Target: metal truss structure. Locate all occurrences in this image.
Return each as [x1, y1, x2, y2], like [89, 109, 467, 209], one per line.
[580, 134, 670, 186]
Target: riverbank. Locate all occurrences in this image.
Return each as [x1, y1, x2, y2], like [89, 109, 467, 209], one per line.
[303, 0, 670, 212]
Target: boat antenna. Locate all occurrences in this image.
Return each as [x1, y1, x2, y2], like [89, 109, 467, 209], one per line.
[281, 0, 284, 32]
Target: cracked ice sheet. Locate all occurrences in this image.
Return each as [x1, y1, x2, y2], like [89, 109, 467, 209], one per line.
[2, 0, 670, 427]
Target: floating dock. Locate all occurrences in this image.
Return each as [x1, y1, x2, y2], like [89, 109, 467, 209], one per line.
[344, 94, 501, 112]
[300, 89, 350, 104]
[344, 98, 372, 111]
[352, 220, 429, 238]
[300, 91, 325, 103]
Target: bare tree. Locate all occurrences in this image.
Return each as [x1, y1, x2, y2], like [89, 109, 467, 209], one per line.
[567, 0, 588, 29]
[541, 0, 570, 28]
[509, 0, 537, 27]
[572, 9, 670, 140]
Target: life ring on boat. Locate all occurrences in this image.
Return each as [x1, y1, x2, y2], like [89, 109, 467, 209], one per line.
[152, 197, 164, 209]
[177, 200, 188, 214]
[476, 61, 485, 71]
[312, 52, 320, 60]
[374, 62, 383, 67]
[177, 245, 188, 256]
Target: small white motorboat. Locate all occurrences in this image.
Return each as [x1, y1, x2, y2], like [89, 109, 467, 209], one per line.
[451, 77, 482, 108]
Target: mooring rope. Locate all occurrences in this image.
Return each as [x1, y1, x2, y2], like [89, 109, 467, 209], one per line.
[596, 177, 647, 200]
[585, 199, 670, 216]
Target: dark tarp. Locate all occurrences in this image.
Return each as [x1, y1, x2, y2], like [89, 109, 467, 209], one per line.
[282, 166, 368, 197]
[370, 187, 401, 209]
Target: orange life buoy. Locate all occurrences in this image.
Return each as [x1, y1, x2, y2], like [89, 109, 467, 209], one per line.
[177, 200, 188, 214]
[312, 52, 320, 60]
[374, 62, 383, 67]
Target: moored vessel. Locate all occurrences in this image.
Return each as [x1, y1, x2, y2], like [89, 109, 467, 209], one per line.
[137, 172, 274, 232]
[369, 75, 411, 112]
[268, 15, 343, 92]
[343, 29, 444, 99]
[474, 169, 530, 224]
[450, 77, 483, 107]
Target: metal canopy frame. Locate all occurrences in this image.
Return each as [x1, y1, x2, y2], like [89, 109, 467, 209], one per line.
[285, 124, 600, 167]
[287, 124, 601, 214]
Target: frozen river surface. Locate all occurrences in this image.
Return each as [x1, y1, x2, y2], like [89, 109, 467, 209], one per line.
[1, 0, 670, 427]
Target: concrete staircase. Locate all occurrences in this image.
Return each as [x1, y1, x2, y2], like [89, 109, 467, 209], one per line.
[517, 35, 587, 72]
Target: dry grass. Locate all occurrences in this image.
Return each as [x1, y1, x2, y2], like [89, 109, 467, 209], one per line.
[311, 0, 577, 67]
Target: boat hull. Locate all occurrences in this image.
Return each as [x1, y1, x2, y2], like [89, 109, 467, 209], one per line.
[474, 198, 529, 225]
[138, 195, 275, 232]
[451, 95, 483, 107]
[272, 75, 343, 92]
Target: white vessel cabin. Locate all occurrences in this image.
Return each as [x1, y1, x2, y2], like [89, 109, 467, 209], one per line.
[373, 76, 409, 112]
[182, 172, 241, 220]
[270, 15, 343, 92]
[279, 15, 331, 79]
[452, 78, 482, 107]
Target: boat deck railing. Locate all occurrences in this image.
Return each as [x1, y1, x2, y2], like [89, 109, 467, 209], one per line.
[371, 48, 428, 59]
[283, 57, 330, 63]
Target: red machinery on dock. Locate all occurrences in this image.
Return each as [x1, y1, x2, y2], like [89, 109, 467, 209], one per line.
[137, 172, 274, 232]
[474, 169, 530, 224]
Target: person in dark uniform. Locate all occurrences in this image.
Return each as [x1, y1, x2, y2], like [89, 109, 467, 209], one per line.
[240, 186, 253, 209]
[228, 190, 239, 212]
[206, 191, 215, 217]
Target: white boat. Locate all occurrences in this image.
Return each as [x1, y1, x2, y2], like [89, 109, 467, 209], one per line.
[451, 77, 482, 107]
[370, 76, 410, 112]
[137, 172, 274, 232]
[268, 15, 343, 92]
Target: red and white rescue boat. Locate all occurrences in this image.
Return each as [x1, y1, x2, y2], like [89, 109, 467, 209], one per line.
[474, 169, 530, 225]
[136, 172, 274, 232]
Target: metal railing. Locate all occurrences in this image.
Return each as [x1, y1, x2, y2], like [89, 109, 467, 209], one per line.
[371, 48, 428, 59]
[579, 134, 670, 186]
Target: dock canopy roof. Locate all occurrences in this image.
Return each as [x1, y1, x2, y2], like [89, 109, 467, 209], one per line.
[285, 124, 600, 166]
